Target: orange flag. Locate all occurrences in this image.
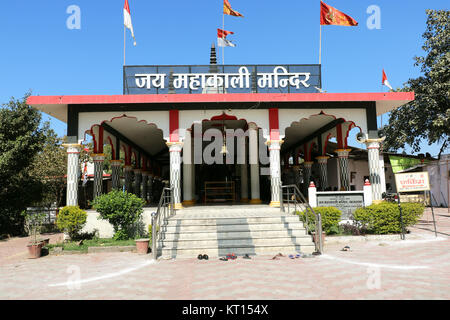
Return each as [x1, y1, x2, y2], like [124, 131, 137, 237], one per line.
[224, 0, 243, 17]
[320, 1, 358, 26]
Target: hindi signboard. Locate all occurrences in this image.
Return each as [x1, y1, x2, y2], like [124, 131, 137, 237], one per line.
[316, 192, 365, 220]
[395, 172, 430, 193]
[123, 64, 321, 94]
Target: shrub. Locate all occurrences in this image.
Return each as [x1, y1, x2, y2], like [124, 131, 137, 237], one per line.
[92, 190, 145, 240]
[353, 202, 424, 234]
[56, 206, 87, 240]
[297, 207, 342, 235]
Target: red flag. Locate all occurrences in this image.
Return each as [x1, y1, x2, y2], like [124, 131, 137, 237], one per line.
[217, 28, 234, 38]
[382, 69, 393, 90]
[124, 0, 136, 45]
[217, 29, 236, 47]
[320, 1, 358, 26]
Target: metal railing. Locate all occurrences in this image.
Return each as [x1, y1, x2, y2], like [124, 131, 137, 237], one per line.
[280, 184, 323, 254]
[151, 187, 175, 260]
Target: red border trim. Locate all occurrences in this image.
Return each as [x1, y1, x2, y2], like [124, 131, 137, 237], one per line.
[27, 92, 414, 105]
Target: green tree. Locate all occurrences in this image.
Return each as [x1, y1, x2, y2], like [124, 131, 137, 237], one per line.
[382, 10, 449, 158]
[0, 93, 48, 235]
[29, 132, 67, 208]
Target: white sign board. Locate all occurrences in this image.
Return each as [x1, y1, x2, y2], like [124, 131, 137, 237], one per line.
[395, 172, 430, 192]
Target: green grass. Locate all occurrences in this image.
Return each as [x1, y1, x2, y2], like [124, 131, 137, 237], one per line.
[47, 238, 137, 253]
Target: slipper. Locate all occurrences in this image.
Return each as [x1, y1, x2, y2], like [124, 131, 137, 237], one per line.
[202, 254, 209, 260]
[243, 254, 251, 259]
[271, 255, 280, 260]
[295, 254, 301, 259]
[289, 255, 295, 259]
[197, 254, 203, 260]
[341, 246, 351, 252]
[229, 253, 237, 260]
[220, 257, 228, 261]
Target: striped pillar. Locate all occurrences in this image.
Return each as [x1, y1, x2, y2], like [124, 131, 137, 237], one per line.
[365, 139, 384, 202]
[134, 169, 142, 197]
[303, 161, 314, 195]
[141, 171, 149, 202]
[124, 165, 134, 193]
[267, 139, 283, 207]
[92, 153, 105, 199]
[292, 165, 302, 190]
[248, 123, 261, 204]
[167, 142, 183, 209]
[336, 149, 351, 191]
[316, 156, 330, 191]
[63, 144, 82, 206]
[110, 160, 122, 190]
[148, 174, 154, 203]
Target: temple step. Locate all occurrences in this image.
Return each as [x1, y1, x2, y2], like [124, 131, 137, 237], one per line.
[156, 207, 316, 259]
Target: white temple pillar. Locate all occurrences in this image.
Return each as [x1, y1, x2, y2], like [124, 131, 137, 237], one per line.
[182, 133, 194, 206]
[63, 144, 81, 206]
[248, 123, 261, 204]
[365, 138, 385, 202]
[266, 139, 283, 207]
[167, 142, 183, 209]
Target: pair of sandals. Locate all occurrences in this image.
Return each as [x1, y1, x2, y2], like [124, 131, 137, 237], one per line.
[197, 254, 209, 260]
[289, 254, 302, 259]
[221, 253, 250, 261]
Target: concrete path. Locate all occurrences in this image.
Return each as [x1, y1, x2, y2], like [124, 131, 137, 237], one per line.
[0, 208, 449, 300]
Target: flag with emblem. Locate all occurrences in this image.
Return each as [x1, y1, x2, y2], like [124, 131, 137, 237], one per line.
[223, 0, 244, 17]
[320, 1, 358, 26]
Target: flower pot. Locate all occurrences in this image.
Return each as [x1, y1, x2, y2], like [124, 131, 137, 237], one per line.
[311, 232, 326, 245]
[27, 243, 42, 259]
[135, 239, 150, 255]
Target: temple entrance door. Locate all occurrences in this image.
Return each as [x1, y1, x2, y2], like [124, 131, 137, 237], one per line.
[197, 163, 239, 204]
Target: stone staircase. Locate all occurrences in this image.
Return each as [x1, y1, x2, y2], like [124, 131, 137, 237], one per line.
[156, 205, 316, 259]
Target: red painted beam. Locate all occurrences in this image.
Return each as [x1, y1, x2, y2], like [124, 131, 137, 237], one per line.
[27, 92, 415, 105]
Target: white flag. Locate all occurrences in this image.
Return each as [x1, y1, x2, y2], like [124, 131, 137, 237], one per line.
[217, 37, 236, 47]
[124, 0, 136, 46]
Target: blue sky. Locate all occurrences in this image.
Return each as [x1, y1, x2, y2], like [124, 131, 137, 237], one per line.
[0, 0, 448, 156]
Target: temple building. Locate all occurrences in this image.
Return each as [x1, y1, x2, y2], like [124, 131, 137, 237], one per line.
[27, 45, 414, 211]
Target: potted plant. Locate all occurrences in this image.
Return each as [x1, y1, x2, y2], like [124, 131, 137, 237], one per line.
[135, 238, 150, 254]
[24, 212, 46, 259]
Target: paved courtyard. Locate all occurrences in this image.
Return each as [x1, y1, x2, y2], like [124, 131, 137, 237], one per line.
[0, 208, 449, 300]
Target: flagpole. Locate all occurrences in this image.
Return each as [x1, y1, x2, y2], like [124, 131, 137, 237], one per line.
[124, 26, 126, 66]
[222, 9, 225, 65]
[319, 24, 322, 65]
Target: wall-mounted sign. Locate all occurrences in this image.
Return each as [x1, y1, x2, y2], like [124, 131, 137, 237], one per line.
[395, 172, 430, 192]
[316, 192, 365, 220]
[123, 64, 321, 94]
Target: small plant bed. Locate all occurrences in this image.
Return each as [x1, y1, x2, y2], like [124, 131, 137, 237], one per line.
[48, 238, 137, 253]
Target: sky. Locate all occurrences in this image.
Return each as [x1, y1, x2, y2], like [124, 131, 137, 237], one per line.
[0, 0, 448, 157]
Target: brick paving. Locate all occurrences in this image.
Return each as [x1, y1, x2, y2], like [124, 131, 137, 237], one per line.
[0, 208, 449, 300]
